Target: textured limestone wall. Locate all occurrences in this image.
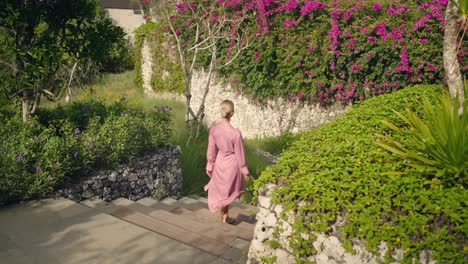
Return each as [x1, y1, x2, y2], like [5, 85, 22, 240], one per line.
[55, 145, 183, 202]
[189, 71, 350, 139]
[141, 41, 186, 102]
[247, 183, 436, 264]
[141, 39, 350, 138]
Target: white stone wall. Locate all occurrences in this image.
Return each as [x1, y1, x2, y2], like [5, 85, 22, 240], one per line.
[189, 71, 350, 139]
[106, 8, 145, 41]
[248, 183, 436, 264]
[141, 38, 350, 139]
[142, 41, 185, 101]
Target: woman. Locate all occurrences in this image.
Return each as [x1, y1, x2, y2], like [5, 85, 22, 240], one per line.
[205, 100, 250, 224]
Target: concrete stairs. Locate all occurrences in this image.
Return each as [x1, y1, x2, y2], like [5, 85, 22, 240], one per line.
[79, 195, 257, 263]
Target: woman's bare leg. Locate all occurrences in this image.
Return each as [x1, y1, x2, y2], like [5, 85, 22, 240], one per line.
[221, 205, 230, 223]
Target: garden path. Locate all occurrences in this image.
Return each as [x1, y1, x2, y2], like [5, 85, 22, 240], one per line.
[0, 196, 256, 264]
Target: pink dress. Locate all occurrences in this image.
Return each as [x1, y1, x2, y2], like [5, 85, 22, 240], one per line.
[204, 122, 249, 212]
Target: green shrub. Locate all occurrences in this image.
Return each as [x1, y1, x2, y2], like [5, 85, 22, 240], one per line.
[0, 100, 173, 205]
[253, 85, 467, 263]
[134, 22, 184, 94]
[377, 92, 467, 184]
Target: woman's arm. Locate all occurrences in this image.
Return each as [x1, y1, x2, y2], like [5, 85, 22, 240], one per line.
[206, 127, 216, 177]
[234, 131, 250, 179]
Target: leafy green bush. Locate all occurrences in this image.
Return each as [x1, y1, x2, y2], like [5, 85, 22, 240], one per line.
[134, 22, 184, 94]
[253, 85, 467, 263]
[0, 100, 172, 205]
[377, 92, 467, 184]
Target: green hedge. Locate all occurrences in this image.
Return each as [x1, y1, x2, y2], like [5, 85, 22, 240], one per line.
[0, 100, 173, 205]
[253, 85, 467, 263]
[134, 22, 184, 94]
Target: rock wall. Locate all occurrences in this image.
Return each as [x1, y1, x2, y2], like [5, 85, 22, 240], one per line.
[189, 71, 350, 139]
[141, 41, 186, 102]
[55, 145, 183, 202]
[141, 43, 350, 139]
[248, 183, 436, 264]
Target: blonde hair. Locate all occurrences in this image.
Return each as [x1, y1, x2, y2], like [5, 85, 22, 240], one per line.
[220, 100, 234, 118]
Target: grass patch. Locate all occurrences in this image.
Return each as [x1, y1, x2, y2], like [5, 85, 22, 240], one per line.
[246, 131, 299, 156]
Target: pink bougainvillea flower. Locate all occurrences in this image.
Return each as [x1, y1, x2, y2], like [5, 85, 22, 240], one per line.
[284, 20, 298, 29]
[391, 28, 404, 41]
[343, 10, 353, 20]
[375, 22, 387, 37]
[351, 64, 363, 73]
[367, 36, 377, 43]
[413, 15, 432, 30]
[372, 2, 383, 12]
[254, 51, 260, 61]
[300, 0, 327, 16]
[420, 39, 428, 43]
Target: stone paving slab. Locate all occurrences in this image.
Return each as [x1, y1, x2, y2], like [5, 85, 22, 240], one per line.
[0, 198, 220, 264]
[174, 207, 254, 241]
[148, 209, 238, 243]
[111, 207, 231, 256]
[190, 207, 256, 235]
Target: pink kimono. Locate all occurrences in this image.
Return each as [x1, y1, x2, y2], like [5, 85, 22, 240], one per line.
[204, 122, 249, 212]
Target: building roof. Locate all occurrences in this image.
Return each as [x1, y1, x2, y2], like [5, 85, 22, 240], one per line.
[100, 0, 140, 10]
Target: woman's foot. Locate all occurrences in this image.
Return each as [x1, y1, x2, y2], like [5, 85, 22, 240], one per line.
[222, 214, 235, 224]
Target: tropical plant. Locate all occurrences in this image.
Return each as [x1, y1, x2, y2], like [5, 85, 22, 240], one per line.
[376, 89, 468, 184]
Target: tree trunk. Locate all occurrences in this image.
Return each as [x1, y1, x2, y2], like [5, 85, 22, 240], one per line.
[443, 0, 465, 116]
[21, 98, 30, 122]
[30, 93, 40, 115]
[65, 61, 78, 103]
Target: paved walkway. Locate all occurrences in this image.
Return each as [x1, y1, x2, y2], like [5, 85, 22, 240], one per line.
[0, 198, 253, 264]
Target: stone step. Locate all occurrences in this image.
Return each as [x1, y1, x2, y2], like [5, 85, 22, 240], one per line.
[188, 208, 255, 240]
[148, 210, 238, 243]
[170, 207, 254, 241]
[110, 207, 230, 256]
[114, 197, 250, 243]
[80, 197, 120, 214]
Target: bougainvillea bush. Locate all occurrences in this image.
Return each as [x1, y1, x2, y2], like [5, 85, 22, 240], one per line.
[0, 100, 173, 205]
[252, 85, 467, 262]
[169, 0, 466, 105]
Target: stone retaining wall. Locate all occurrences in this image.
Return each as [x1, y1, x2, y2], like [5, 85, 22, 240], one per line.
[141, 41, 350, 139]
[56, 145, 183, 202]
[247, 183, 436, 264]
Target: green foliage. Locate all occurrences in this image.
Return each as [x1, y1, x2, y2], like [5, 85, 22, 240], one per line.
[377, 92, 467, 184]
[0, 0, 130, 119]
[253, 85, 467, 263]
[259, 256, 278, 264]
[100, 37, 135, 73]
[246, 132, 299, 156]
[0, 99, 173, 205]
[134, 22, 184, 94]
